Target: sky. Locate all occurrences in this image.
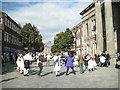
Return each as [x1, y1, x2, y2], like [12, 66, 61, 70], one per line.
[1, 0, 92, 44]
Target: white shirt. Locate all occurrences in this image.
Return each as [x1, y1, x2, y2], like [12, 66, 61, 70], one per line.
[100, 56, 106, 63]
[16, 56, 24, 70]
[87, 56, 90, 60]
[23, 53, 33, 61]
[74, 55, 78, 61]
[46, 55, 51, 60]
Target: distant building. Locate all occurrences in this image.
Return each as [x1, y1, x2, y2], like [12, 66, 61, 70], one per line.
[0, 11, 23, 62]
[71, 22, 83, 56]
[43, 41, 52, 55]
[80, 0, 120, 61]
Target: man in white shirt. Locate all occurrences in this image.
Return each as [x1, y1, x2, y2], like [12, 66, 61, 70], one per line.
[23, 51, 35, 76]
[46, 53, 52, 66]
[100, 54, 106, 67]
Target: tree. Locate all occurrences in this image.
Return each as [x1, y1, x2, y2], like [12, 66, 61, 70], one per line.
[62, 28, 74, 52]
[33, 34, 44, 52]
[20, 23, 44, 52]
[51, 28, 74, 53]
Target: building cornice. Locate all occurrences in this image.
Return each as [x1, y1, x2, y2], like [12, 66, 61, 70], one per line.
[80, 2, 95, 15]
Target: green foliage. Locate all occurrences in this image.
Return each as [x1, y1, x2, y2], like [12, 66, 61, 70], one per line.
[51, 28, 74, 53]
[20, 23, 44, 52]
[33, 34, 44, 52]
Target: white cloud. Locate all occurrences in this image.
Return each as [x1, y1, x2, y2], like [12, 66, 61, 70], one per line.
[6, 2, 91, 43]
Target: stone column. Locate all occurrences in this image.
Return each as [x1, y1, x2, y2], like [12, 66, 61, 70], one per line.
[95, 1, 103, 54]
[104, 0, 116, 63]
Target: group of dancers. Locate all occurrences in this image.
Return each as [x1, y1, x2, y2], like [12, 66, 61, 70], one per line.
[16, 50, 111, 77]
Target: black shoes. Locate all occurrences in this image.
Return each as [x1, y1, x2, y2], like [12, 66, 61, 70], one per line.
[38, 74, 41, 76]
[66, 73, 68, 76]
[73, 72, 76, 75]
[56, 75, 59, 77]
[24, 74, 29, 76]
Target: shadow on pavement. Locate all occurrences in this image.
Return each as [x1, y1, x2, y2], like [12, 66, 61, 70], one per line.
[2, 62, 17, 75]
[28, 70, 38, 75]
[41, 71, 53, 77]
[68, 71, 78, 75]
[59, 72, 66, 76]
[0, 77, 18, 83]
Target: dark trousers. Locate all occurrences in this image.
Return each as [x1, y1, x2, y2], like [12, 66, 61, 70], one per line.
[101, 63, 105, 67]
[105, 60, 110, 67]
[66, 67, 75, 74]
[38, 63, 43, 75]
[24, 60, 30, 69]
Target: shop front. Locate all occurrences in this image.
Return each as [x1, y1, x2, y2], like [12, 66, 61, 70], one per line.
[4, 47, 22, 63]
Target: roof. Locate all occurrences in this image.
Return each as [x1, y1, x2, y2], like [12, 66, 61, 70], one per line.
[0, 11, 21, 29]
[0, 11, 6, 14]
[71, 21, 82, 31]
[80, 2, 95, 15]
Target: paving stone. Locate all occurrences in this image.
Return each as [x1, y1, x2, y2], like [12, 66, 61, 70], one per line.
[1, 62, 119, 88]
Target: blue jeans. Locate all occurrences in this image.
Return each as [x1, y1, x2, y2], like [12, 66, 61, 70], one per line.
[78, 63, 83, 73]
[66, 67, 75, 74]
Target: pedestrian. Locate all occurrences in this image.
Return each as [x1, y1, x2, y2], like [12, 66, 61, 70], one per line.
[46, 53, 52, 66]
[23, 51, 35, 76]
[105, 53, 111, 67]
[60, 53, 65, 66]
[16, 53, 24, 74]
[10, 54, 14, 64]
[37, 53, 44, 76]
[49, 53, 61, 76]
[100, 54, 106, 67]
[64, 54, 76, 76]
[92, 55, 97, 70]
[115, 53, 120, 68]
[1, 55, 4, 67]
[36, 54, 39, 65]
[77, 54, 84, 74]
[84, 54, 89, 70]
[64, 52, 69, 66]
[101, 51, 106, 57]
[95, 54, 100, 66]
[73, 53, 78, 67]
[88, 54, 94, 72]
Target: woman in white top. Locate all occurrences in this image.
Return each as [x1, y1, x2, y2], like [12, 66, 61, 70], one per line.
[16, 54, 24, 74]
[50, 53, 61, 76]
[73, 54, 78, 67]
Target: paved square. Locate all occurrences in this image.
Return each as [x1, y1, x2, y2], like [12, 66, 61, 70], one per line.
[1, 61, 119, 88]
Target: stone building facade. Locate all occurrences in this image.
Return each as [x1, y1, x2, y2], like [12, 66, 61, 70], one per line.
[80, 2, 97, 56]
[0, 11, 23, 62]
[43, 41, 52, 55]
[80, 0, 120, 61]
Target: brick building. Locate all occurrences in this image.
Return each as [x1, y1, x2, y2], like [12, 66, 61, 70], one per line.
[0, 11, 23, 62]
[71, 22, 83, 56]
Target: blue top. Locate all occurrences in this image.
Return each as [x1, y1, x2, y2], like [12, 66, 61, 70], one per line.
[65, 57, 74, 67]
